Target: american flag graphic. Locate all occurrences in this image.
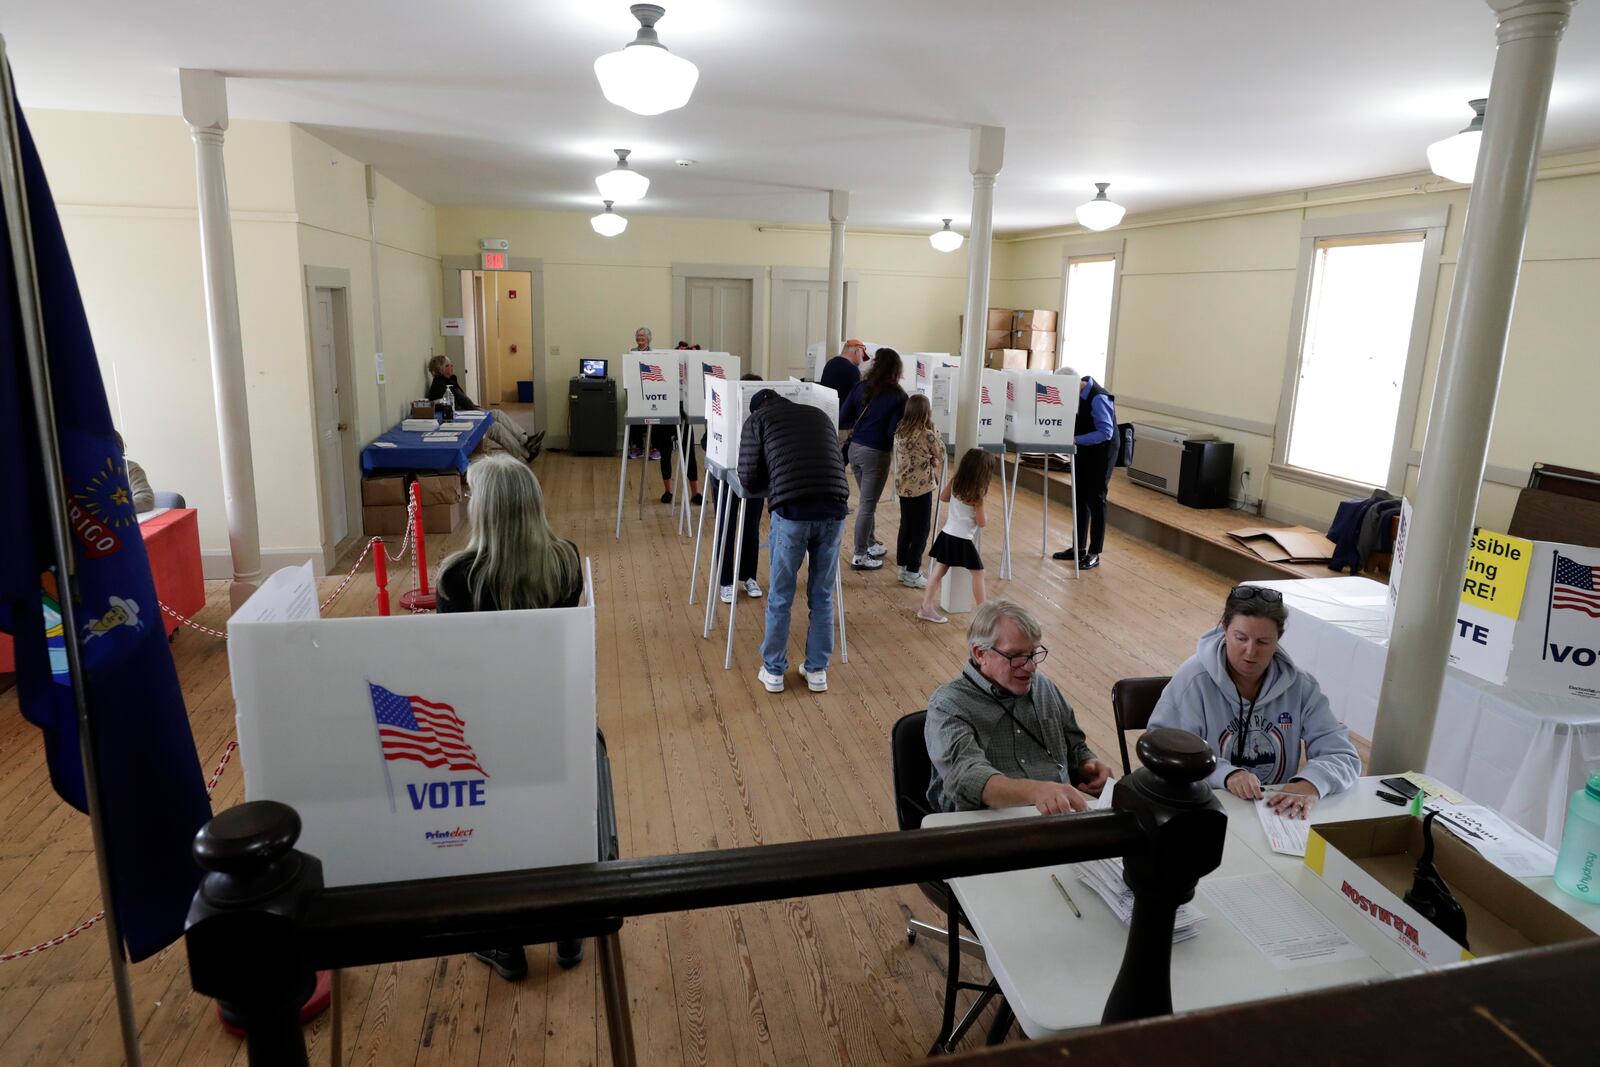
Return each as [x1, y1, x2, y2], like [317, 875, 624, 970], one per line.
[1553, 553, 1600, 618]
[703, 362, 725, 379]
[981, 386, 991, 404]
[710, 390, 723, 416]
[1006, 380, 1015, 402]
[1035, 383, 1063, 405]
[640, 363, 665, 383]
[369, 683, 490, 776]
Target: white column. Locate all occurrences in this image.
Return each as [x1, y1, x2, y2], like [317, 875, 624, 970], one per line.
[1370, 0, 1574, 773]
[955, 126, 1003, 455]
[180, 69, 262, 607]
[366, 164, 389, 422]
[825, 189, 848, 358]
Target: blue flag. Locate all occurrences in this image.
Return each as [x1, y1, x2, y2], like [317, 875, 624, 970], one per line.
[0, 84, 212, 961]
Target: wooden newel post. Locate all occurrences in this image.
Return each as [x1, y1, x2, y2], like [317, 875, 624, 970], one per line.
[1101, 727, 1226, 1025]
[185, 801, 321, 1067]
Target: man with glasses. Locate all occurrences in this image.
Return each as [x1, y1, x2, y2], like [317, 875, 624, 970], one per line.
[924, 599, 1112, 813]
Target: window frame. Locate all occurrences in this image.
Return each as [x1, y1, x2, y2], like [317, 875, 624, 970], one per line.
[1058, 237, 1125, 384]
[1271, 207, 1448, 497]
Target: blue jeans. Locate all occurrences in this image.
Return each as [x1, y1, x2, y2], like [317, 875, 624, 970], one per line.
[760, 514, 844, 675]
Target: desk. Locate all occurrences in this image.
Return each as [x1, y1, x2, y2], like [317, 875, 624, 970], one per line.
[924, 778, 1600, 1039]
[1250, 576, 1600, 845]
[360, 416, 492, 475]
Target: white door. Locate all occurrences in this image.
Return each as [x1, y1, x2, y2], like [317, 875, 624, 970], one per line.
[770, 275, 857, 380]
[685, 277, 753, 361]
[310, 287, 349, 547]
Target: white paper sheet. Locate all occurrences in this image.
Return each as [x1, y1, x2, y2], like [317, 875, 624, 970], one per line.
[1203, 872, 1367, 969]
[135, 507, 171, 523]
[1074, 857, 1207, 943]
[227, 562, 320, 625]
[1255, 800, 1310, 856]
[1426, 802, 1559, 878]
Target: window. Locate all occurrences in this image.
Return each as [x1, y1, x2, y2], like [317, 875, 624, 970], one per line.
[1275, 210, 1446, 493]
[1060, 255, 1117, 380]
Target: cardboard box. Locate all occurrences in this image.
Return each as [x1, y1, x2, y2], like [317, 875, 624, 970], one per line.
[1306, 816, 1592, 968]
[1027, 350, 1056, 371]
[360, 476, 408, 506]
[987, 308, 1014, 330]
[1013, 329, 1057, 353]
[985, 329, 1011, 350]
[986, 348, 1029, 370]
[1003, 370, 1078, 445]
[1228, 525, 1335, 563]
[1013, 309, 1058, 331]
[362, 501, 463, 537]
[409, 400, 435, 420]
[414, 473, 464, 506]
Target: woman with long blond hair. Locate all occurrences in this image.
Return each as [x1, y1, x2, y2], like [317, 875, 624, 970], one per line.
[436, 454, 582, 613]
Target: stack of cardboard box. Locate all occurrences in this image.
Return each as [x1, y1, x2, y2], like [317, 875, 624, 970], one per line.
[1010, 309, 1058, 370]
[361, 472, 467, 537]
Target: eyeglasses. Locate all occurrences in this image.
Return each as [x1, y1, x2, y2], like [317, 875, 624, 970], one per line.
[987, 645, 1048, 668]
[1228, 586, 1283, 604]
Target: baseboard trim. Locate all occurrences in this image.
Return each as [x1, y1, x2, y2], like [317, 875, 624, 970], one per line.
[202, 547, 330, 581]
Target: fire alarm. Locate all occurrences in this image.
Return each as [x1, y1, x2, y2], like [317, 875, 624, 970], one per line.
[509, 344, 518, 354]
[508, 290, 517, 299]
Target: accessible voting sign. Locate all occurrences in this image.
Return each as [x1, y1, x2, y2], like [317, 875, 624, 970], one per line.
[228, 564, 598, 886]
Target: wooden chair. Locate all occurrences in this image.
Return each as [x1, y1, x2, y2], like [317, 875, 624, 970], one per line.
[1111, 677, 1171, 777]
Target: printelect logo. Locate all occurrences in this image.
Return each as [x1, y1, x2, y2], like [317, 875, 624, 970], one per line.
[425, 826, 475, 848]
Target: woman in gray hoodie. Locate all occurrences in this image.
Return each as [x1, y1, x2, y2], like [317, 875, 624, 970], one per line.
[1149, 586, 1361, 818]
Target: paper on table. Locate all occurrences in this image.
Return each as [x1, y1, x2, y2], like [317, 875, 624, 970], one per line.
[1255, 800, 1310, 856]
[1074, 857, 1206, 943]
[1425, 801, 1558, 878]
[370, 440, 398, 448]
[135, 507, 171, 523]
[1400, 771, 1468, 805]
[1203, 872, 1366, 969]
[1088, 777, 1116, 810]
[422, 433, 461, 442]
[226, 562, 320, 624]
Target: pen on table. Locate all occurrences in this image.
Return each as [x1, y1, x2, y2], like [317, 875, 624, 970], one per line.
[1050, 873, 1082, 918]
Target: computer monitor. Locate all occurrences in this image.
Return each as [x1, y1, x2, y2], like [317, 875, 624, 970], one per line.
[580, 358, 608, 380]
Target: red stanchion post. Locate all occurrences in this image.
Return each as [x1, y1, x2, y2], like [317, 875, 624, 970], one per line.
[399, 479, 437, 611]
[373, 537, 390, 617]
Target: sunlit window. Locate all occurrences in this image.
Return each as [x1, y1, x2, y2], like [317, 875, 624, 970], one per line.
[1060, 255, 1116, 381]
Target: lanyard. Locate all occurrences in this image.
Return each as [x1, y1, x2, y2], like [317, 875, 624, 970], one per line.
[960, 668, 1065, 773]
[1233, 692, 1257, 766]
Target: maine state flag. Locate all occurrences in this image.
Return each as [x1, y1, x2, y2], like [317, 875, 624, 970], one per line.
[0, 77, 211, 960]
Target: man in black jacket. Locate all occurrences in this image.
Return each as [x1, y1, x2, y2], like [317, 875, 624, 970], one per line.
[738, 390, 850, 694]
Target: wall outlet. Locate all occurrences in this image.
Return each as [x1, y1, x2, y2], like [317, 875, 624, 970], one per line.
[550, 345, 560, 357]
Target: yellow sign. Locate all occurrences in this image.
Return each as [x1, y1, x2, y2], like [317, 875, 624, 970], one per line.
[1460, 528, 1533, 619]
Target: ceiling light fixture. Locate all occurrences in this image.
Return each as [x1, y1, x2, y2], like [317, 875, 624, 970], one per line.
[595, 148, 649, 202]
[1075, 183, 1125, 231]
[1428, 98, 1487, 184]
[591, 200, 628, 237]
[593, 4, 699, 116]
[929, 219, 964, 253]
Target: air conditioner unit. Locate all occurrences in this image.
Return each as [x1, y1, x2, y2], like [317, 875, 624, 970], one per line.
[1126, 422, 1216, 497]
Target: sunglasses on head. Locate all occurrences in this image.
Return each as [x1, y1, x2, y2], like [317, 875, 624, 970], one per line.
[1227, 586, 1283, 604]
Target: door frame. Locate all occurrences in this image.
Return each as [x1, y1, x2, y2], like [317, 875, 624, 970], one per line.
[304, 266, 361, 564]
[671, 263, 768, 375]
[771, 266, 860, 380]
[442, 255, 549, 444]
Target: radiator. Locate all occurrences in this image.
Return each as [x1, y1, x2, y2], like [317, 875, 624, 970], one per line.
[1126, 422, 1215, 497]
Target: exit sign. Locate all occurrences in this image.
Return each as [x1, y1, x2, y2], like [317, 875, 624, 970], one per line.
[481, 252, 506, 270]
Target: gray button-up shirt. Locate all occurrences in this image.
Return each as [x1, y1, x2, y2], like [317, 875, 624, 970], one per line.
[924, 662, 1097, 812]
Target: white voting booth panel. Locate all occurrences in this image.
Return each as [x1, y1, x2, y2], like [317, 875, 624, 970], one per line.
[912, 353, 959, 394]
[623, 350, 682, 419]
[1003, 369, 1079, 445]
[705, 378, 840, 470]
[930, 368, 1005, 446]
[681, 352, 739, 419]
[228, 564, 597, 888]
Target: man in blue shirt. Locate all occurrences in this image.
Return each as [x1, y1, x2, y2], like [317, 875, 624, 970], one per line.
[1052, 376, 1118, 570]
[819, 339, 866, 406]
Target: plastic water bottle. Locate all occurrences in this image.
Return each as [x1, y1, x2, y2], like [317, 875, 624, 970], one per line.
[1554, 772, 1600, 902]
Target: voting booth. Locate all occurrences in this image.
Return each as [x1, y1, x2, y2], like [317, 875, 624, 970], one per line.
[623, 350, 682, 419]
[681, 352, 739, 419]
[913, 353, 960, 394]
[930, 367, 1005, 447]
[228, 564, 597, 887]
[705, 377, 839, 470]
[1003, 369, 1078, 447]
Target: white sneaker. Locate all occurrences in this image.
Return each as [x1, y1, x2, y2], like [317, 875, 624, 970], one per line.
[852, 555, 884, 570]
[900, 571, 928, 589]
[800, 667, 827, 692]
[757, 667, 785, 693]
[743, 578, 763, 598]
[867, 542, 888, 558]
[720, 585, 735, 604]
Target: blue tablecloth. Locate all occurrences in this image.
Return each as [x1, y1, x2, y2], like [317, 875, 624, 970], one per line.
[360, 416, 493, 475]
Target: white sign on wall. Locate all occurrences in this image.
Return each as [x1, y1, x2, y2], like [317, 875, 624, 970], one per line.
[228, 564, 598, 887]
[623, 350, 682, 419]
[682, 352, 740, 419]
[441, 317, 465, 336]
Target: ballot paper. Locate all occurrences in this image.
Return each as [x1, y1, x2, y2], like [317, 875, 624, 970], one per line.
[401, 418, 440, 431]
[1424, 801, 1559, 878]
[1203, 873, 1365, 969]
[1074, 858, 1207, 943]
[422, 433, 461, 442]
[1256, 800, 1310, 857]
[438, 420, 475, 430]
[370, 440, 398, 448]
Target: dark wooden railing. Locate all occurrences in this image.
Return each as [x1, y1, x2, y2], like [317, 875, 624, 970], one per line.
[184, 728, 1226, 1065]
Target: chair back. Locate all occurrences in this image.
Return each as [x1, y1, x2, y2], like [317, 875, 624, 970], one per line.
[890, 711, 934, 832]
[1111, 676, 1171, 776]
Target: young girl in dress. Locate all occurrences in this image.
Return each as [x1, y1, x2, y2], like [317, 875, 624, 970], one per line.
[892, 394, 943, 589]
[918, 448, 990, 624]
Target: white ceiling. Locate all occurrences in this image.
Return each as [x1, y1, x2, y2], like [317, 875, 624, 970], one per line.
[5, 1, 1599, 233]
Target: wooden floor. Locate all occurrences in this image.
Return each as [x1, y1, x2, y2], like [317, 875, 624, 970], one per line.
[0, 449, 1241, 1066]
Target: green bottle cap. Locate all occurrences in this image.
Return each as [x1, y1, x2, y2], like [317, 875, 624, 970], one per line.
[1586, 772, 1600, 802]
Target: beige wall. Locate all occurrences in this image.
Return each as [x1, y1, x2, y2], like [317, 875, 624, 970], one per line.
[434, 209, 970, 442]
[991, 153, 1600, 532]
[28, 109, 440, 575]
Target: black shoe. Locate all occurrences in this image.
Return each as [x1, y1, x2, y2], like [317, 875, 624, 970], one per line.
[555, 939, 585, 969]
[1051, 548, 1078, 562]
[691, 492, 703, 506]
[660, 490, 673, 504]
[473, 946, 528, 982]
[1081, 554, 1101, 570]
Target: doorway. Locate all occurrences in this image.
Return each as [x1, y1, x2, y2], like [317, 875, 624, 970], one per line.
[460, 269, 534, 409]
[684, 277, 753, 356]
[770, 267, 860, 380]
[306, 272, 360, 557]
